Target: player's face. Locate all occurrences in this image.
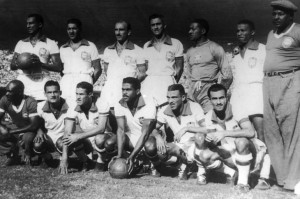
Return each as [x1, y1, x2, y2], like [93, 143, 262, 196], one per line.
[167, 90, 185, 111]
[210, 90, 227, 112]
[6, 83, 22, 102]
[236, 24, 253, 44]
[27, 17, 41, 35]
[122, 83, 139, 102]
[76, 88, 91, 106]
[272, 8, 292, 30]
[189, 23, 203, 41]
[115, 22, 130, 44]
[67, 23, 81, 40]
[45, 86, 61, 104]
[150, 18, 165, 37]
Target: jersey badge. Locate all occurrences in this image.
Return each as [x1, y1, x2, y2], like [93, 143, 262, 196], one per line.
[282, 36, 294, 48]
[81, 51, 91, 62]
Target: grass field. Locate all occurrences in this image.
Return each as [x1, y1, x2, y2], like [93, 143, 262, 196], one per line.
[0, 154, 296, 199]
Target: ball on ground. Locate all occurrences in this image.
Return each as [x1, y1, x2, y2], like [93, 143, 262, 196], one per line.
[108, 158, 129, 179]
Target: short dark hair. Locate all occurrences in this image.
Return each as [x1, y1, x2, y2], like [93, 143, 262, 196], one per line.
[192, 18, 209, 35]
[76, 81, 93, 94]
[44, 80, 60, 92]
[168, 84, 185, 95]
[237, 19, 255, 31]
[149, 13, 164, 24]
[9, 80, 24, 93]
[67, 18, 82, 30]
[207, 84, 227, 99]
[123, 77, 140, 90]
[27, 13, 44, 26]
[116, 20, 132, 31]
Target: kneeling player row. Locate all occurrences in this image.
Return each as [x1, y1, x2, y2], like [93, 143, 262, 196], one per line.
[0, 78, 270, 191]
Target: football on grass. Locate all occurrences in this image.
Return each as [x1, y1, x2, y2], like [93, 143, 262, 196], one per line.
[17, 52, 40, 69]
[108, 158, 129, 179]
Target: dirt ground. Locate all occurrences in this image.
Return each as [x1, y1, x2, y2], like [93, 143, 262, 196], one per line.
[0, 154, 296, 199]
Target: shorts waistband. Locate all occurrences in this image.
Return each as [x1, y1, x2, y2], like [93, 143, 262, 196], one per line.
[264, 68, 300, 77]
[192, 79, 217, 83]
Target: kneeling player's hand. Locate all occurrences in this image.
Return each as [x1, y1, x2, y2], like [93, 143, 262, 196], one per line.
[62, 134, 80, 146]
[174, 128, 187, 143]
[58, 159, 68, 175]
[126, 157, 134, 174]
[155, 135, 167, 155]
[206, 132, 225, 144]
[34, 130, 48, 143]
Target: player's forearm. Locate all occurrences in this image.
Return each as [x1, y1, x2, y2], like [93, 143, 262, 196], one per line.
[137, 63, 148, 82]
[117, 129, 126, 157]
[92, 59, 102, 83]
[174, 57, 184, 82]
[223, 129, 255, 139]
[9, 120, 40, 135]
[41, 62, 63, 72]
[129, 120, 156, 159]
[185, 126, 211, 134]
[78, 125, 105, 140]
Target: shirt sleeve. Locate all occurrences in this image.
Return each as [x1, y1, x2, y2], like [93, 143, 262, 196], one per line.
[90, 42, 100, 61]
[143, 99, 156, 120]
[37, 102, 44, 117]
[14, 40, 22, 54]
[59, 47, 65, 63]
[26, 98, 38, 117]
[174, 39, 184, 58]
[193, 103, 205, 122]
[156, 108, 167, 124]
[211, 43, 231, 77]
[65, 106, 78, 121]
[96, 97, 110, 116]
[48, 39, 60, 54]
[136, 45, 146, 65]
[114, 103, 125, 118]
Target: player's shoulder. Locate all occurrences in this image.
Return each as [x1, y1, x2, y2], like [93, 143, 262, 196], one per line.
[293, 23, 300, 30]
[170, 37, 183, 45]
[37, 100, 47, 110]
[188, 100, 203, 111]
[24, 95, 37, 104]
[142, 95, 156, 108]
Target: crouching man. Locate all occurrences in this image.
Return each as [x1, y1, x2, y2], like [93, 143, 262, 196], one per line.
[0, 80, 40, 166]
[189, 84, 270, 192]
[144, 84, 212, 180]
[104, 77, 156, 174]
[59, 82, 112, 174]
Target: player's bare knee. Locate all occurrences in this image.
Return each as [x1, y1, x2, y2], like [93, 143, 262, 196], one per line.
[104, 137, 116, 152]
[234, 138, 250, 154]
[56, 138, 63, 153]
[195, 133, 206, 149]
[94, 134, 107, 149]
[144, 138, 157, 157]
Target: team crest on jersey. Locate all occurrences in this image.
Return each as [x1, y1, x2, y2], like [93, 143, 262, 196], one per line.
[248, 57, 257, 68]
[166, 51, 175, 62]
[39, 48, 49, 59]
[282, 36, 294, 48]
[124, 55, 134, 65]
[81, 51, 91, 62]
[194, 54, 202, 63]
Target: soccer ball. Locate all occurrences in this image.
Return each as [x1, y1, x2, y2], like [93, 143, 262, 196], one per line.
[16, 52, 40, 69]
[108, 158, 129, 179]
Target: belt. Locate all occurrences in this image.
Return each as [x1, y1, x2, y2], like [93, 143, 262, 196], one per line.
[264, 68, 300, 77]
[192, 79, 217, 83]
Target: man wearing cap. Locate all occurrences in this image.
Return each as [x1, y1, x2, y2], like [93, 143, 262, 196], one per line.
[264, 0, 300, 192]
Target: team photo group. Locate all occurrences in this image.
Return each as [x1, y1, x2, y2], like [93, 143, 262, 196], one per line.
[0, 0, 299, 196]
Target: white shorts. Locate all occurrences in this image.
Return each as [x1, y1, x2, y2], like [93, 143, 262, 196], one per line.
[175, 132, 195, 154]
[141, 75, 176, 106]
[100, 77, 123, 108]
[17, 73, 49, 101]
[60, 73, 93, 107]
[230, 83, 263, 120]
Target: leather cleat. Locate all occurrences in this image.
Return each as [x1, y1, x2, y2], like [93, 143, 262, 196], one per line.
[95, 162, 106, 172]
[197, 175, 207, 185]
[81, 158, 94, 172]
[178, 169, 188, 180]
[235, 184, 251, 193]
[150, 167, 161, 177]
[226, 171, 238, 186]
[255, 178, 270, 190]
